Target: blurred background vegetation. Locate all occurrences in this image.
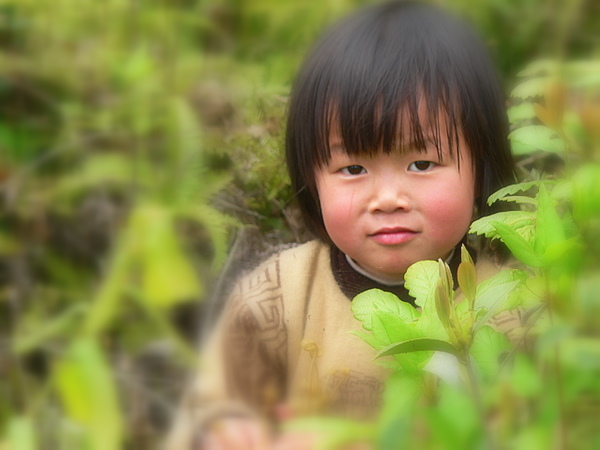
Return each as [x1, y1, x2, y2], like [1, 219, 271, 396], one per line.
[0, 0, 598, 449]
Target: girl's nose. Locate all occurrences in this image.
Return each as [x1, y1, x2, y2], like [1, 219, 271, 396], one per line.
[368, 179, 412, 213]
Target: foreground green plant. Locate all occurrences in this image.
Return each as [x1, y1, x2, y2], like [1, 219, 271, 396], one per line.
[286, 57, 600, 450]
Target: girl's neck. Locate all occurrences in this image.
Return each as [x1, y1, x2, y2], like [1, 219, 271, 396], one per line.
[344, 247, 457, 287]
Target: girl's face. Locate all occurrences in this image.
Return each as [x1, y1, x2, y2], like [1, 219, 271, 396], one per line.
[315, 111, 476, 283]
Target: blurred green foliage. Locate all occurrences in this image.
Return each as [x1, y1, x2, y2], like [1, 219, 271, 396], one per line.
[0, 0, 598, 448]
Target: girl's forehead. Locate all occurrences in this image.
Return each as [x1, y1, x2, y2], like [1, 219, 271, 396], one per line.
[327, 103, 461, 151]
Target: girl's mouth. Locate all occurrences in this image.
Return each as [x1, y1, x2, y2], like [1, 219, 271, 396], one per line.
[369, 227, 418, 245]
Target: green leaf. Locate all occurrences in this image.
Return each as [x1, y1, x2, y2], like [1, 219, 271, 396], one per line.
[435, 280, 452, 331]
[370, 313, 430, 373]
[438, 259, 454, 299]
[474, 279, 521, 331]
[134, 206, 202, 309]
[559, 337, 600, 370]
[486, 181, 541, 206]
[511, 77, 552, 99]
[508, 125, 566, 155]
[470, 211, 536, 240]
[49, 154, 140, 202]
[510, 353, 542, 397]
[475, 269, 526, 299]
[424, 383, 480, 449]
[377, 373, 420, 449]
[371, 310, 422, 345]
[470, 326, 510, 381]
[492, 221, 543, 267]
[534, 184, 565, 255]
[352, 289, 419, 332]
[13, 303, 87, 354]
[350, 329, 387, 350]
[53, 338, 123, 450]
[507, 102, 537, 123]
[84, 221, 136, 335]
[494, 195, 538, 206]
[404, 261, 450, 341]
[572, 164, 600, 223]
[517, 60, 559, 77]
[376, 338, 459, 358]
[5, 417, 37, 450]
[404, 260, 439, 309]
[457, 252, 476, 305]
[512, 426, 552, 450]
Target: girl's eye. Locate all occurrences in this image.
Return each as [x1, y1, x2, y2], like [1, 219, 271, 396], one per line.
[341, 165, 366, 175]
[409, 161, 435, 172]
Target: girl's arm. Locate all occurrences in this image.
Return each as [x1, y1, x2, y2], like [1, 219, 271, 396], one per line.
[165, 257, 288, 449]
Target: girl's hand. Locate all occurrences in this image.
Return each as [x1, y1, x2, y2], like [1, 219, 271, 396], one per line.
[199, 417, 271, 450]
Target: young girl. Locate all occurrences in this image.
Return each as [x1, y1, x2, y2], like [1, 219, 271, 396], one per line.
[167, 2, 515, 448]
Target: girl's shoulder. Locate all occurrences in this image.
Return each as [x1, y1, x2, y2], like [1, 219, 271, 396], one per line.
[236, 240, 330, 288]
[220, 239, 329, 299]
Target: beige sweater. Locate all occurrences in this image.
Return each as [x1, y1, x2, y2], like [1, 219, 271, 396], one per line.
[165, 240, 518, 449]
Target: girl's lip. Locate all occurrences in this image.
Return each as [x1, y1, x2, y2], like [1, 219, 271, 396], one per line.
[369, 227, 418, 245]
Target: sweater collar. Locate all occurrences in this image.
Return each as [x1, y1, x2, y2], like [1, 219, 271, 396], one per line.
[330, 243, 471, 305]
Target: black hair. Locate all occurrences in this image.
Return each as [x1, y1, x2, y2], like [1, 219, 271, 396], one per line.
[285, 1, 515, 242]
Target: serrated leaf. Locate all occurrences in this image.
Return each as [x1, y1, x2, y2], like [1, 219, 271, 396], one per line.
[350, 330, 387, 350]
[534, 184, 566, 255]
[511, 77, 552, 99]
[470, 211, 536, 240]
[517, 60, 559, 77]
[372, 310, 423, 345]
[352, 289, 419, 332]
[507, 102, 537, 123]
[494, 195, 538, 206]
[492, 221, 543, 267]
[377, 338, 459, 358]
[370, 313, 430, 373]
[404, 260, 439, 309]
[487, 181, 541, 206]
[476, 269, 526, 298]
[508, 125, 566, 155]
[405, 261, 449, 340]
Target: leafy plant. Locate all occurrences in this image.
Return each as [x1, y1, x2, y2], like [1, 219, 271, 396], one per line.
[285, 55, 600, 450]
